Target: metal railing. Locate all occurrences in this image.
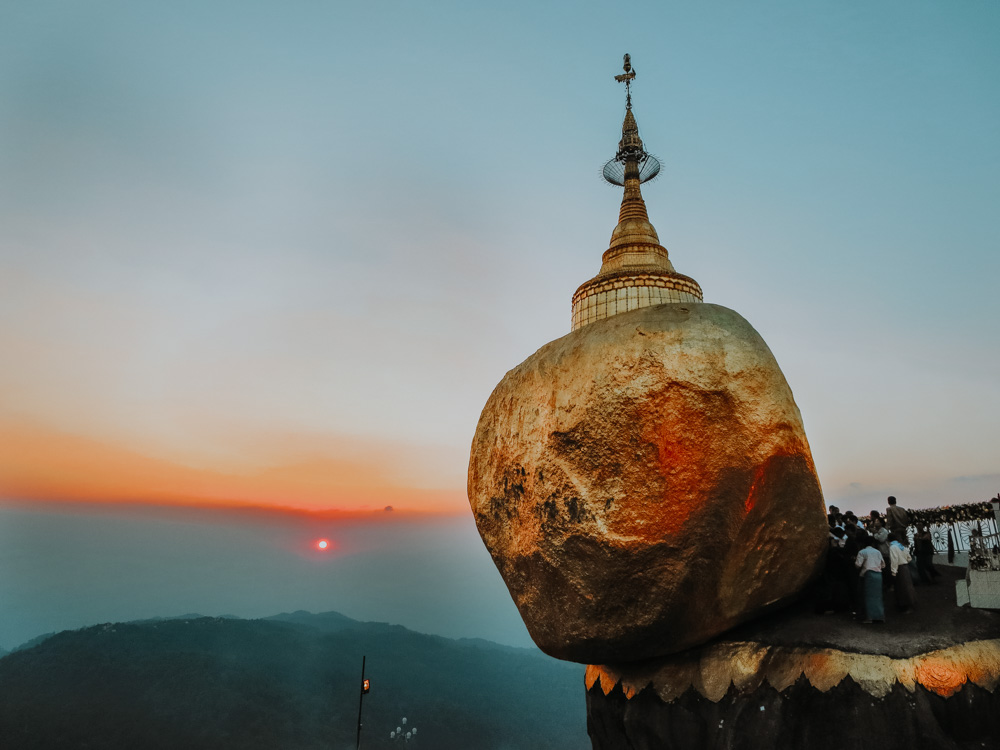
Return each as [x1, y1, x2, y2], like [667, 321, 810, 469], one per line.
[921, 518, 1000, 555]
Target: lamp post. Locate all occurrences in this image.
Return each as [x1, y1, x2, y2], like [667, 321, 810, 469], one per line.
[356, 656, 370, 750]
[388, 716, 418, 743]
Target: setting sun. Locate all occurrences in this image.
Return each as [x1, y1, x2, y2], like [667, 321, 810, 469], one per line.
[317, 540, 329, 550]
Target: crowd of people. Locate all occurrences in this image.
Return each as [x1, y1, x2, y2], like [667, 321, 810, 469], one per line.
[815, 496, 942, 623]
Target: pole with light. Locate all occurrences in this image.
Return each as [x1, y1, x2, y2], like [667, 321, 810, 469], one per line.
[356, 656, 370, 750]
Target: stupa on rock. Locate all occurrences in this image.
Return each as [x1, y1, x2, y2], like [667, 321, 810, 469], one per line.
[468, 55, 827, 664]
[571, 64, 702, 330]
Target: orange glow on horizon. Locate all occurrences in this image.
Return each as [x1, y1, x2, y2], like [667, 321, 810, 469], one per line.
[0, 419, 467, 514]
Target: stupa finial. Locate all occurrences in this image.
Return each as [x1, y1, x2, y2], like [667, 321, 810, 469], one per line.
[614, 53, 636, 110]
[603, 55, 659, 187]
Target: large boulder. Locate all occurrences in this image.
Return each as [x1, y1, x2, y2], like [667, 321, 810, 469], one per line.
[468, 303, 827, 663]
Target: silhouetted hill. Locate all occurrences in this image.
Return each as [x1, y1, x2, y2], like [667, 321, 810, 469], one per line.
[10, 631, 57, 652]
[267, 609, 361, 632]
[0, 613, 586, 750]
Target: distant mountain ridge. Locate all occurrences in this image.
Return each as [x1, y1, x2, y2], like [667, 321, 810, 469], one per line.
[266, 610, 544, 654]
[9, 608, 521, 653]
[0, 610, 587, 750]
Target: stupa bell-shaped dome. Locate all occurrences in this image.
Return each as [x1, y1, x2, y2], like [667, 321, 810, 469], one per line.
[571, 84, 702, 331]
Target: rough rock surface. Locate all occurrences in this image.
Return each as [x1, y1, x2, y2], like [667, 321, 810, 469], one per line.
[468, 303, 827, 663]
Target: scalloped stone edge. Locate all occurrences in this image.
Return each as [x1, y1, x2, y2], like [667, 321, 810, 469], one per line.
[585, 638, 1000, 701]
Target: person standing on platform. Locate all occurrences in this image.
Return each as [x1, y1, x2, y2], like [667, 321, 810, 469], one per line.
[888, 533, 915, 613]
[869, 516, 892, 589]
[842, 523, 862, 615]
[855, 538, 886, 624]
[886, 496, 910, 547]
[914, 524, 941, 584]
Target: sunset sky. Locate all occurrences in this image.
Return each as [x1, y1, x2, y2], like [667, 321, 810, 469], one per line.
[1, 2, 998, 647]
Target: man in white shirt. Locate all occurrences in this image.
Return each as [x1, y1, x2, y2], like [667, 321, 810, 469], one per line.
[855, 541, 886, 624]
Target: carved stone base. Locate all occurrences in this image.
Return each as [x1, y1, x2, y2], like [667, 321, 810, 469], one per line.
[587, 668, 1000, 750]
[585, 566, 1000, 749]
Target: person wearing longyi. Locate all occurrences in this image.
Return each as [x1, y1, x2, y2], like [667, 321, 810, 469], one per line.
[855, 539, 886, 624]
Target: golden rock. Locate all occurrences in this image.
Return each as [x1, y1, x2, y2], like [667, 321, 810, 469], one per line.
[468, 302, 827, 663]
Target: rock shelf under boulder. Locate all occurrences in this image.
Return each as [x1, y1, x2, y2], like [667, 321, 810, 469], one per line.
[586, 566, 1000, 750]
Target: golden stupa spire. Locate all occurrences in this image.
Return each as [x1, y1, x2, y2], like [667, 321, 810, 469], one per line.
[608, 106, 663, 256]
[570, 54, 703, 331]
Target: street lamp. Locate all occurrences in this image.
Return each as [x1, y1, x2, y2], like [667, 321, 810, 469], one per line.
[356, 656, 370, 750]
[388, 716, 418, 743]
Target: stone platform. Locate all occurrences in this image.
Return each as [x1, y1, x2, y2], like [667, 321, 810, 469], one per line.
[958, 569, 1000, 610]
[586, 566, 1000, 749]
